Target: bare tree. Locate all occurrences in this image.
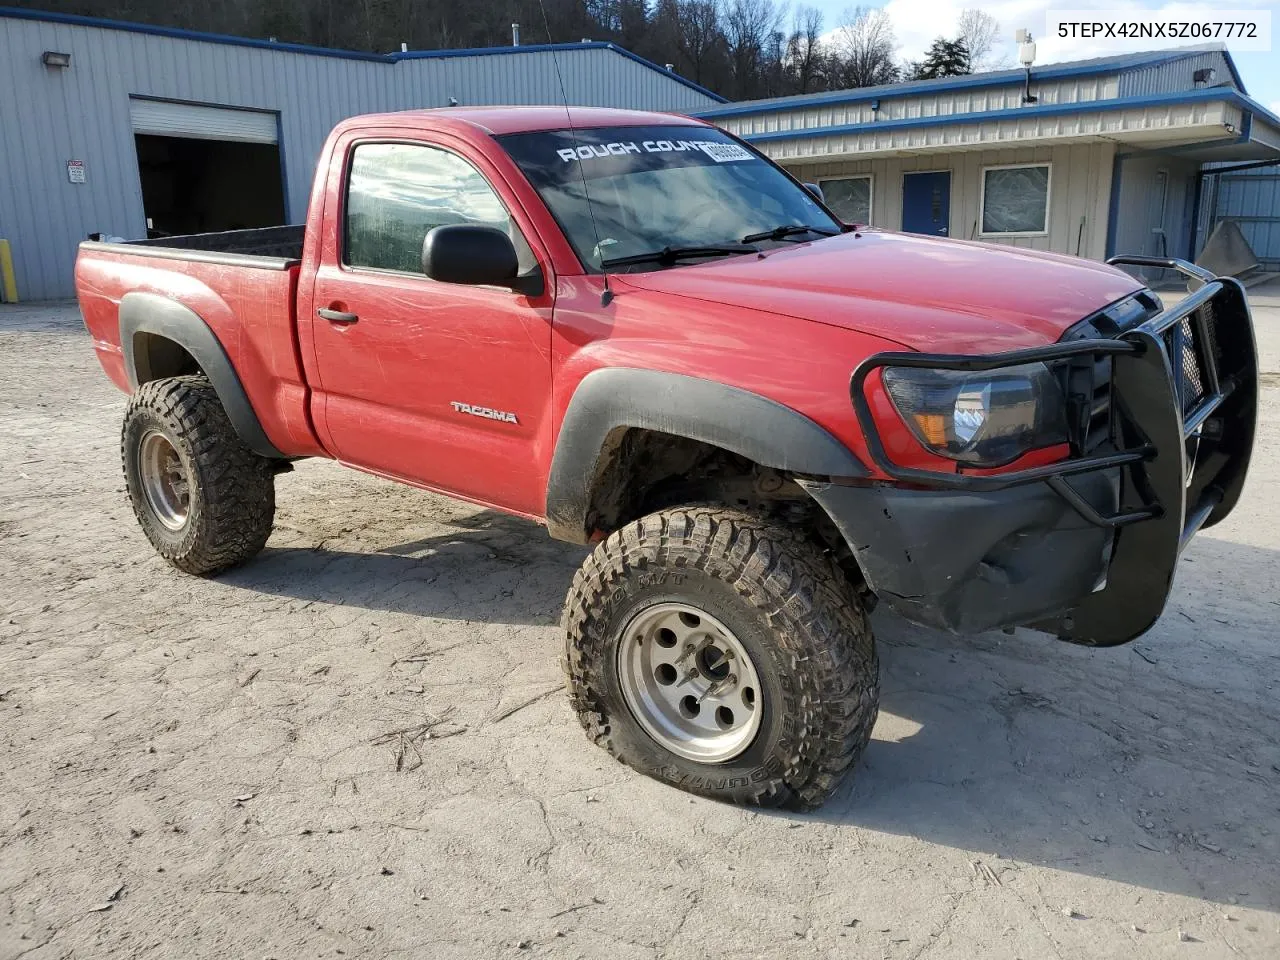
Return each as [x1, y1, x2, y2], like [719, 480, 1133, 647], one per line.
[617, 0, 650, 52]
[588, 0, 622, 33]
[727, 0, 783, 99]
[722, 0, 786, 99]
[957, 8, 1010, 72]
[30, 0, 896, 99]
[672, 0, 725, 85]
[785, 5, 825, 94]
[830, 6, 898, 88]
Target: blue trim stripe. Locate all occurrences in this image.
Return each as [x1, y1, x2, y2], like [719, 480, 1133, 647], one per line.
[727, 88, 1280, 146]
[697, 46, 1243, 120]
[0, 5, 726, 103]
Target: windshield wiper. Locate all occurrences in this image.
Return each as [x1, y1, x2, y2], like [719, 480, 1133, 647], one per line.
[741, 224, 839, 244]
[601, 244, 757, 269]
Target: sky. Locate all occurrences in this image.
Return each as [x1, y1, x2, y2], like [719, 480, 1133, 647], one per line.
[805, 0, 1280, 114]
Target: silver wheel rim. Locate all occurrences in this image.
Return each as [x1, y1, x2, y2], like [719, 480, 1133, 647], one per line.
[617, 602, 763, 764]
[138, 430, 191, 531]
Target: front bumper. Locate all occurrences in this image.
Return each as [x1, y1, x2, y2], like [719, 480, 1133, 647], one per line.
[815, 259, 1258, 646]
[802, 472, 1119, 634]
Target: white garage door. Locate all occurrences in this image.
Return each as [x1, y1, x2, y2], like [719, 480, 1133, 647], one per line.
[129, 98, 278, 144]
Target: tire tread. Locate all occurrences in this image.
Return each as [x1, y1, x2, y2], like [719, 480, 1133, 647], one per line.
[122, 375, 275, 576]
[563, 505, 878, 810]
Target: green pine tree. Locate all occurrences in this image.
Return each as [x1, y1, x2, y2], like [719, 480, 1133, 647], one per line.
[908, 37, 972, 80]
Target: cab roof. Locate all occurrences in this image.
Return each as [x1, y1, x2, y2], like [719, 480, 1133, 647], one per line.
[334, 106, 708, 137]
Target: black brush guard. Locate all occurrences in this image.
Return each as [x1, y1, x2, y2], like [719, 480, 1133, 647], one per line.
[849, 257, 1258, 646]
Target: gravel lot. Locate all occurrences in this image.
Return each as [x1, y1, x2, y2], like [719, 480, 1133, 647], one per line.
[2, 291, 1279, 960]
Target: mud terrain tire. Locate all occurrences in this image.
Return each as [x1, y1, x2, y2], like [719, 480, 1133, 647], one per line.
[563, 506, 878, 809]
[122, 375, 275, 576]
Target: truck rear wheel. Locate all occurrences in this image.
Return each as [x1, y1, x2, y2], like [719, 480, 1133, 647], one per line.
[562, 506, 879, 810]
[121, 375, 275, 576]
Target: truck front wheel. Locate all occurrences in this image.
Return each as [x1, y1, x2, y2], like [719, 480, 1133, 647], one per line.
[121, 375, 275, 576]
[563, 506, 879, 809]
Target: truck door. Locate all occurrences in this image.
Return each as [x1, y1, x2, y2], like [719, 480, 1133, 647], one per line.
[307, 136, 553, 518]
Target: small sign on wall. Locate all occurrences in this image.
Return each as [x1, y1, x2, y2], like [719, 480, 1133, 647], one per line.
[67, 159, 86, 184]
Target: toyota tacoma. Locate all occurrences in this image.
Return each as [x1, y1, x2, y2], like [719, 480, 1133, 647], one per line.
[76, 107, 1258, 809]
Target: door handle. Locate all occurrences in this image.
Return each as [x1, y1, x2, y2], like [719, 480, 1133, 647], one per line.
[318, 307, 359, 324]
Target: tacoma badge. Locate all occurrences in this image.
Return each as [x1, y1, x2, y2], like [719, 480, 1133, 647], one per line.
[451, 401, 519, 424]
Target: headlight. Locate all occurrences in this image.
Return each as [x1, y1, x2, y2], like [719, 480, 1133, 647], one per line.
[881, 362, 1069, 466]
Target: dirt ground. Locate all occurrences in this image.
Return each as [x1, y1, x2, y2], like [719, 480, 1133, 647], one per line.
[1, 290, 1279, 960]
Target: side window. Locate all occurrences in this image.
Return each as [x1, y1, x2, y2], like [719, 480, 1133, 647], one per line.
[345, 142, 536, 275]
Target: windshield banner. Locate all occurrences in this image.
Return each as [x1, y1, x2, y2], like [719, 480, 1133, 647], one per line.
[555, 139, 753, 164]
[501, 126, 763, 183]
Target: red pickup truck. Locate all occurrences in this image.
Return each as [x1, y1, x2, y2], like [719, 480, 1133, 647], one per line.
[77, 106, 1258, 809]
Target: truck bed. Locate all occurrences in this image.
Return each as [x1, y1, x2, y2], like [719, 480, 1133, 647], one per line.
[90, 225, 304, 268]
[75, 228, 324, 459]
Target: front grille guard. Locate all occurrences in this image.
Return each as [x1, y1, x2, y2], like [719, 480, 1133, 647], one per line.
[848, 257, 1258, 645]
[850, 260, 1254, 528]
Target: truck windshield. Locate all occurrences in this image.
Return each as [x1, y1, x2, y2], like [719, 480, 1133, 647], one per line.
[498, 125, 841, 272]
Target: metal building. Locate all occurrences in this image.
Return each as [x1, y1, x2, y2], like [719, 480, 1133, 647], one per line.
[0, 7, 723, 300]
[1202, 162, 1280, 272]
[697, 46, 1280, 285]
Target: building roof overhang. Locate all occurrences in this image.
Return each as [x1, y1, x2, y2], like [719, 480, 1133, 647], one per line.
[724, 89, 1280, 166]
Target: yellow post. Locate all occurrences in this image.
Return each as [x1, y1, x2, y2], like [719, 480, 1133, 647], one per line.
[0, 240, 17, 303]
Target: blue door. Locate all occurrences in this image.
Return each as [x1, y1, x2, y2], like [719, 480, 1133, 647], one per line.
[902, 171, 951, 236]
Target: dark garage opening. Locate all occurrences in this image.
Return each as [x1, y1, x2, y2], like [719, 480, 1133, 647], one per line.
[134, 135, 286, 238]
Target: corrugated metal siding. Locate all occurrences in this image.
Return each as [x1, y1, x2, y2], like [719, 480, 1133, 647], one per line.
[422, 48, 712, 114]
[1251, 119, 1280, 153]
[1119, 51, 1234, 96]
[0, 17, 717, 299]
[716, 75, 1120, 139]
[788, 141, 1115, 260]
[1212, 163, 1280, 268]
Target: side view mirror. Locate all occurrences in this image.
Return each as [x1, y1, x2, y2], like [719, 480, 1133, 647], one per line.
[802, 182, 825, 202]
[422, 224, 519, 287]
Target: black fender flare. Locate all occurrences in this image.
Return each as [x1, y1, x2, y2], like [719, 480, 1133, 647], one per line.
[119, 291, 285, 458]
[545, 367, 866, 543]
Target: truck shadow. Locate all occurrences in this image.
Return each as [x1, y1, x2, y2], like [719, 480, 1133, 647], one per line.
[225, 509, 1280, 910]
[218, 510, 587, 626]
[791, 533, 1280, 911]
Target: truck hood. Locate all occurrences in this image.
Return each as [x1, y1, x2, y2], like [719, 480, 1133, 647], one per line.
[617, 230, 1145, 352]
